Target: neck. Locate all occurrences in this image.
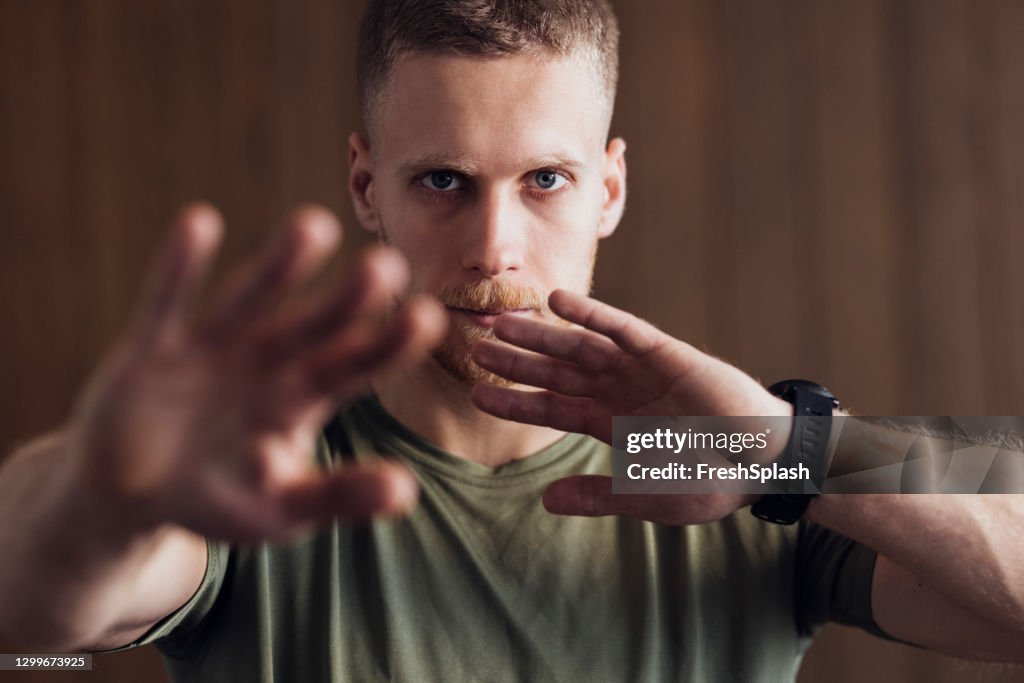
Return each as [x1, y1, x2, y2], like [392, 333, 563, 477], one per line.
[373, 360, 566, 467]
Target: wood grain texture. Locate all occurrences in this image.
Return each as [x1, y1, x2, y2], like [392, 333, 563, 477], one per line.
[1, 1, 1021, 681]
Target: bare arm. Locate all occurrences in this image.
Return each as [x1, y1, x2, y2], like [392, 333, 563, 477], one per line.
[470, 289, 1024, 661]
[808, 494, 1024, 661]
[0, 204, 445, 652]
[0, 432, 207, 650]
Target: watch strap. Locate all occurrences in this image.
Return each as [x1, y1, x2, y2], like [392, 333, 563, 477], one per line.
[750, 380, 837, 524]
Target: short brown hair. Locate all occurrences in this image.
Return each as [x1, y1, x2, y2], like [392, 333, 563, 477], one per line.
[357, 0, 620, 134]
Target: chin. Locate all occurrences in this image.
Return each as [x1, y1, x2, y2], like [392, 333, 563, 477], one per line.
[431, 323, 514, 388]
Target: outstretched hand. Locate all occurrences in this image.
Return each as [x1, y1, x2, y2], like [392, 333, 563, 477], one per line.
[470, 289, 789, 442]
[68, 204, 446, 542]
[470, 289, 789, 524]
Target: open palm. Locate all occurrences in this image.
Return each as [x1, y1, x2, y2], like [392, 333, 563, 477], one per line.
[69, 205, 446, 542]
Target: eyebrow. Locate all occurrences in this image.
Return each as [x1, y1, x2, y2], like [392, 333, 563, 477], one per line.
[398, 152, 587, 176]
[400, 152, 481, 176]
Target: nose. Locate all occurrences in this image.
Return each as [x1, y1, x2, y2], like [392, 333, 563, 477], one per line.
[460, 190, 525, 277]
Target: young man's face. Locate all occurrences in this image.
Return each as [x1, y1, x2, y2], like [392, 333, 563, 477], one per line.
[350, 51, 626, 384]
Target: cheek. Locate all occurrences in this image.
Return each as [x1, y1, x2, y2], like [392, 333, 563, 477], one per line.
[369, 191, 443, 289]
[374, 183, 428, 245]
[493, 187, 603, 288]
[545, 180, 605, 234]
[531, 192, 604, 249]
[376, 178, 457, 241]
[525, 226, 599, 291]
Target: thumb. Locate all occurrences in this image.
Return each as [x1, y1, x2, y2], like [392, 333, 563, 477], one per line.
[543, 475, 679, 522]
[277, 460, 420, 524]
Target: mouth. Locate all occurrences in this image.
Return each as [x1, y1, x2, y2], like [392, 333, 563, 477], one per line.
[446, 307, 533, 329]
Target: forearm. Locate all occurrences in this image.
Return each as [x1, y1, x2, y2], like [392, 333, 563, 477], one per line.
[806, 492, 1024, 638]
[823, 416, 1024, 493]
[0, 432, 204, 651]
[807, 416, 1024, 636]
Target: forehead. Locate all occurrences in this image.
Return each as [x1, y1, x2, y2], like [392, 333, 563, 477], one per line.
[370, 52, 610, 170]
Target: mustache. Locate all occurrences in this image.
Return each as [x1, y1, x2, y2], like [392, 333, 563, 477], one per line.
[438, 280, 547, 314]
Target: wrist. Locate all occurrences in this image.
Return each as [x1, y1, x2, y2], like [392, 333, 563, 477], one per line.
[51, 431, 165, 542]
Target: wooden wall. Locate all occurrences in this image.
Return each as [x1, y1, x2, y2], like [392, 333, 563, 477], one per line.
[1, 1, 1021, 681]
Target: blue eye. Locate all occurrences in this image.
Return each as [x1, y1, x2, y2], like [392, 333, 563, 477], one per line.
[531, 170, 567, 191]
[421, 171, 462, 191]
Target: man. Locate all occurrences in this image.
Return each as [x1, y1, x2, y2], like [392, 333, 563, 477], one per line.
[0, 1, 1021, 681]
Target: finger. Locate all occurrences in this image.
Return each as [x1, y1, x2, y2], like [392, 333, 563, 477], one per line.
[490, 313, 620, 372]
[257, 246, 410, 362]
[194, 460, 421, 541]
[470, 383, 610, 443]
[548, 290, 661, 356]
[276, 460, 419, 523]
[134, 203, 223, 347]
[205, 205, 341, 337]
[543, 475, 661, 519]
[471, 339, 595, 397]
[304, 295, 447, 398]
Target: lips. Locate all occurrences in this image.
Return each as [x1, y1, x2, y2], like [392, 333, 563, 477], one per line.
[447, 307, 532, 329]
[451, 307, 528, 316]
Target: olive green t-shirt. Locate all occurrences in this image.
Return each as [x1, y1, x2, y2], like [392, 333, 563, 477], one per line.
[128, 396, 884, 682]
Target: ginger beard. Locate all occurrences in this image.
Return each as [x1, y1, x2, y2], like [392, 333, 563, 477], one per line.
[435, 279, 547, 386]
[379, 223, 600, 387]
[432, 238, 600, 387]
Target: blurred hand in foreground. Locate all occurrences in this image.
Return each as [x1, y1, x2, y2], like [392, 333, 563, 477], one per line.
[67, 204, 446, 542]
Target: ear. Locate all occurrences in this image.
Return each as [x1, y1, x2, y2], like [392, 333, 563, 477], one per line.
[348, 132, 381, 233]
[597, 137, 627, 239]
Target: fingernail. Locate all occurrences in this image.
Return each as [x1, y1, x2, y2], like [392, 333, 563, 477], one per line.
[182, 204, 223, 248]
[386, 465, 419, 511]
[307, 220, 339, 248]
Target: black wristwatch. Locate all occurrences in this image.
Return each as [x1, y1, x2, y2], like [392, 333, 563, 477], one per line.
[750, 380, 839, 525]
